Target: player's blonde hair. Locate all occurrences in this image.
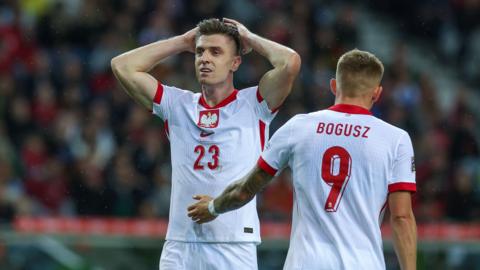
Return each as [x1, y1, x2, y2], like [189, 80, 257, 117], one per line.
[336, 49, 384, 97]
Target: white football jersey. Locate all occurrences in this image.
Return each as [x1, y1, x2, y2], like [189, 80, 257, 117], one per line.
[152, 82, 276, 243]
[258, 104, 416, 270]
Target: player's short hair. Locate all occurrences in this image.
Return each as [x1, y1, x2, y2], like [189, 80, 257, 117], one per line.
[196, 18, 241, 56]
[336, 49, 384, 97]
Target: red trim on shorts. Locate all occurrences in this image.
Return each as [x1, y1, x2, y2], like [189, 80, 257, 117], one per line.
[153, 82, 164, 104]
[328, 104, 372, 115]
[258, 157, 277, 176]
[388, 182, 416, 193]
[259, 120, 266, 150]
[199, 89, 238, 109]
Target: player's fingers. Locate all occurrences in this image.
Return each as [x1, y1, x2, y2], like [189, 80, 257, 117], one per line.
[196, 217, 208, 224]
[198, 216, 214, 224]
[187, 204, 197, 211]
[223, 21, 236, 27]
[192, 195, 202, 200]
[223, 17, 239, 24]
[187, 209, 197, 217]
[222, 20, 238, 28]
[223, 22, 237, 30]
[196, 194, 210, 200]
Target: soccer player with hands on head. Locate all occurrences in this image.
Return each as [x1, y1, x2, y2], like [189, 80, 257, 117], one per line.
[111, 17, 300, 270]
[189, 49, 417, 270]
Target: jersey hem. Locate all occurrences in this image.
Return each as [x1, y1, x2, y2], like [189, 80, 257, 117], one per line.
[165, 237, 261, 245]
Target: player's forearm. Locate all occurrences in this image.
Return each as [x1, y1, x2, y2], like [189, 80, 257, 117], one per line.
[214, 166, 273, 214]
[213, 179, 255, 214]
[111, 35, 189, 74]
[246, 33, 300, 72]
[391, 212, 417, 270]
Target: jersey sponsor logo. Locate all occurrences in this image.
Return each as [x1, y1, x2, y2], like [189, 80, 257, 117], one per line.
[198, 109, 220, 128]
[316, 122, 370, 138]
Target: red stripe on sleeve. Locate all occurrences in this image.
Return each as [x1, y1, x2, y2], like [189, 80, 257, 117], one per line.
[388, 182, 416, 193]
[257, 87, 281, 114]
[257, 157, 277, 176]
[153, 82, 164, 104]
[256, 88, 264, 103]
[259, 120, 266, 150]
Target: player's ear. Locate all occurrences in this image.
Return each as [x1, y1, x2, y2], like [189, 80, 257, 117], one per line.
[372, 85, 383, 103]
[231, 55, 241, 72]
[330, 79, 337, 96]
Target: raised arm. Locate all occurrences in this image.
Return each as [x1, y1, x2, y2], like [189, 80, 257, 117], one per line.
[223, 18, 301, 110]
[389, 191, 417, 270]
[187, 165, 273, 224]
[110, 28, 197, 109]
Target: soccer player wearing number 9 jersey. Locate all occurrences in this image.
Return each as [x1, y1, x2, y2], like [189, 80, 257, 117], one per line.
[189, 49, 417, 270]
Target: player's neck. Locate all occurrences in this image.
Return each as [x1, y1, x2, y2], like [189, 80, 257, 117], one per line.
[201, 81, 235, 107]
[334, 96, 373, 111]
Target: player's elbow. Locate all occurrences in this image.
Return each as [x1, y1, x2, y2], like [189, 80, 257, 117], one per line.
[286, 51, 301, 77]
[111, 56, 124, 73]
[111, 55, 133, 77]
[275, 51, 301, 78]
[111, 57, 122, 75]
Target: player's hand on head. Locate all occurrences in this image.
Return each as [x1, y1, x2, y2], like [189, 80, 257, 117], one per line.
[182, 27, 198, 53]
[187, 195, 217, 224]
[222, 18, 253, 55]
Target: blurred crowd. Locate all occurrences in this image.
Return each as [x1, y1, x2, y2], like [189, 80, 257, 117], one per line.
[0, 0, 479, 225]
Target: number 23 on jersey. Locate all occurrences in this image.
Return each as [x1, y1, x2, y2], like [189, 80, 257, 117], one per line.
[194, 145, 220, 170]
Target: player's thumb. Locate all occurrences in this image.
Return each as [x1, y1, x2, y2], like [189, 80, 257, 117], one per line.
[192, 195, 202, 200]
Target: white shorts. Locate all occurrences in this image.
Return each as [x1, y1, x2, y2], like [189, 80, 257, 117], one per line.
[159, 240, 258, 270]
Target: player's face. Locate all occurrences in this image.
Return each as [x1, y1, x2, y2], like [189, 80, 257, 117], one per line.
[195, 34, 241, 86]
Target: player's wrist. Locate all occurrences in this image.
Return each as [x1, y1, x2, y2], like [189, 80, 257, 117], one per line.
[178, 33, 195, 53]
[208, 200, 219, 216]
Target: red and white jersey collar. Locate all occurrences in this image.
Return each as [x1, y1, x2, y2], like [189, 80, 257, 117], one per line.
[328, 104, 372, 115]
[199, 89, 238, 109]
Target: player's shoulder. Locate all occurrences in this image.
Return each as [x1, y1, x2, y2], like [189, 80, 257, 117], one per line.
[282, 113, 312, 128]
[314, 108, 409, 137]
[371, 116, 409, 137]
[162, 83, 195, 96]
[161, 83, 198, 102]
[280, 111, 330, 126]
[236, 85, 258, 99]
[300, 109, 335, 121]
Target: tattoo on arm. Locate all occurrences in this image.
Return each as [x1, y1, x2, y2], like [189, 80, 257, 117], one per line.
[214, 166, 274, 214]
